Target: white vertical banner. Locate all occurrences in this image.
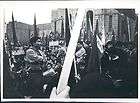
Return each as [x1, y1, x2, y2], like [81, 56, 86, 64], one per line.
[127, 17, 131, 41]
[57, 8, 85, 94]
[101, 14, 106, 45]
[96, 35, 104, 54]
[97, 12, 105, 45]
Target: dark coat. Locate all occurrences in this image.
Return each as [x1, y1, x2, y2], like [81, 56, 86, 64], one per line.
[70, 71, 137, 98]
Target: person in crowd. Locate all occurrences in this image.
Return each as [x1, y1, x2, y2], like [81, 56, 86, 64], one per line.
[75, 41, 87, 79]
[23, 36, 48, 98]
[25, 37, 46, 66]
[82, 41, 92, 72]
[50, 40, 138, 98]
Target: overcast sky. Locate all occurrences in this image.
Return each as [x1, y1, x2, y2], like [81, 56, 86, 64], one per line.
[0, 2, 58, 25]
[0, 1, 139, 25]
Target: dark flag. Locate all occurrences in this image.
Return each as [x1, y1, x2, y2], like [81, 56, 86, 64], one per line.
[45, 34, 49, 47]
[86, 10, 93, 29]
[42, 31, 45, 42]
[61, 19, 64, 39]
[87, 18, 99, 73]
[54, 21, 57, 35]
[112, 29, 115, 42]
[28, 28, 31, 44]
[134, 16, 138, 46]
[94, 19, 99, 37]
[12, 12, 18, 46]
[28, 28, 31, 39]
[65, 8, 71, 47]
[34, 13, 38, 37]
[121, 16, 129, 42]
[116, 9, 136, 20]
[134, 15, 138, 33]
[85, 10, 93, 42]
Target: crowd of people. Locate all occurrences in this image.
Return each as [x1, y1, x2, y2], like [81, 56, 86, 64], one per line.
[3, 31, 138, 98]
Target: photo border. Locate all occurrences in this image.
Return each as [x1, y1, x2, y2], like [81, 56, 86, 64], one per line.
[0, 1, 139, 102]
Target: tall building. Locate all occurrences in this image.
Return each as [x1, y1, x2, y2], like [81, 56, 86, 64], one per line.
[94, 9, 137, 43]
[51, 9, 65, 34]
[6, 9, 137, 47]
[37, 23, 52, 40]
[6, 21, 32, 45]
[80, 9, 137, 44]
[51, 8, 78, 37]
[6, 21, 52, 45]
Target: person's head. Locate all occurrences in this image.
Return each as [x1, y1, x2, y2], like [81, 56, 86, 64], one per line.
[47, 63, 52, 70]
[30, 37, 41, 49]
[76, 41, 83, 50]
[59, 40, 65, 46]
[105, 41, 114, 52]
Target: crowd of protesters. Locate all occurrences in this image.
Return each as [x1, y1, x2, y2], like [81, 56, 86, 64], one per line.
[3, 30, 138, 98]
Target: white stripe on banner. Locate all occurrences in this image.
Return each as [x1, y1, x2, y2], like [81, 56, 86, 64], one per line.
[101, 15, 105, 45]
[96, 35, 104, 54]
[75, 47, 86, 58]
[57, 8, 85, 94]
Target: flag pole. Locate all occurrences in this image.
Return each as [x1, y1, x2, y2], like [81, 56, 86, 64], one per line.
[12, 12, 18, 47]
[73, 56, 79, 83]
[57, 8, 85, 94]
[65, 8, 71, 47]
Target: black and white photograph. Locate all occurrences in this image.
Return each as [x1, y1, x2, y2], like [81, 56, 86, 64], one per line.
[0, 1, 139, 102]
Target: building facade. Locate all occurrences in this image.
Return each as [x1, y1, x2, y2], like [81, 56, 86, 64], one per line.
[6, 21, 32, 45]
[94, 9, 137, 43]
[51, 8, 78, 38]
[6, 21, 51, 45]
[6, 9, 137, 47]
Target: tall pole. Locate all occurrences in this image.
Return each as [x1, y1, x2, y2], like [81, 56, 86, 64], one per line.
[54, 20, 56, 35]
[57, 8, 85, 94]
[61, 19, 64, 39]
[101, 9, 106, 45]
[65, 8, 71, 47]
[28, 26, 31, 43]
[127, 17, 131, 41]
[12, 12, 18, 46]
[34, 13, 38, 37]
